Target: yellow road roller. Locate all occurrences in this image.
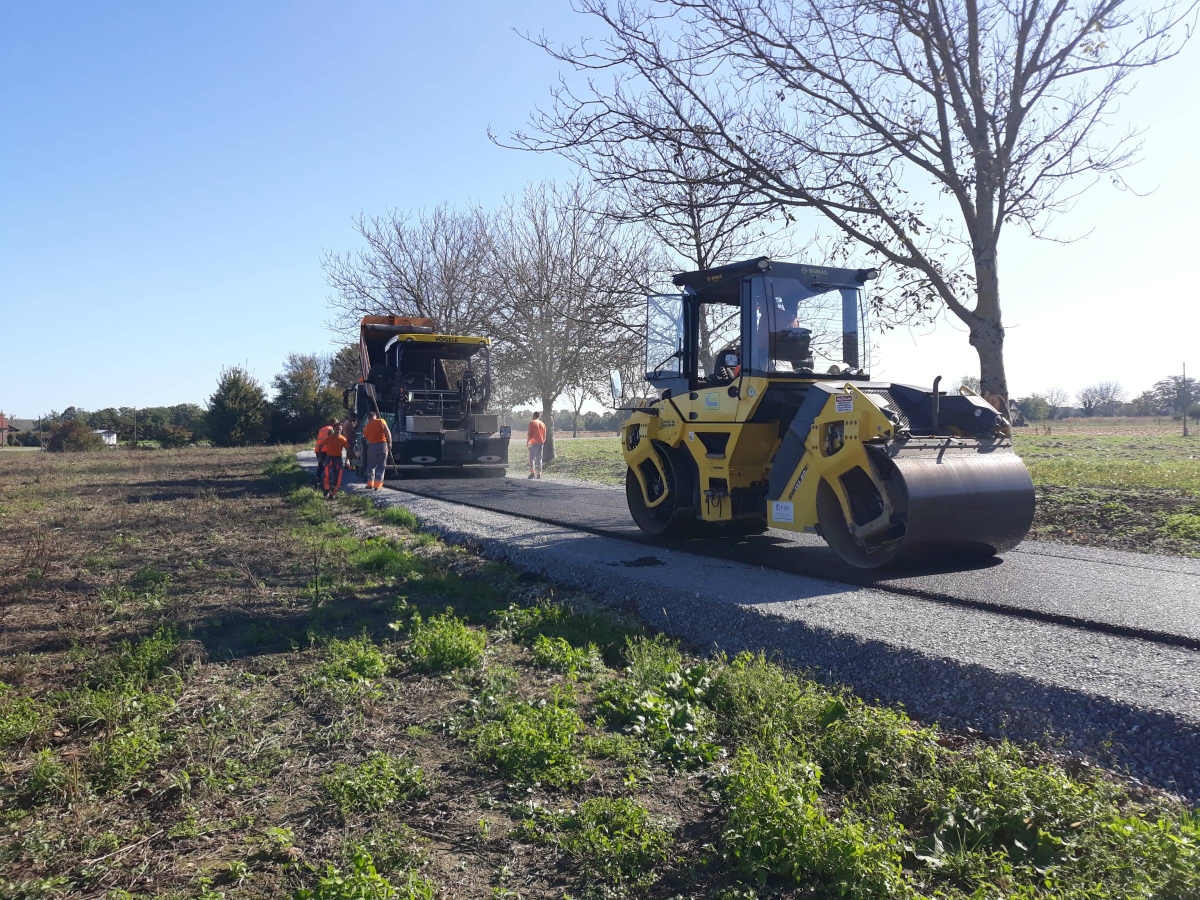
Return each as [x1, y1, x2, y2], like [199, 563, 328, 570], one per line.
[616, 257, 1035, 568]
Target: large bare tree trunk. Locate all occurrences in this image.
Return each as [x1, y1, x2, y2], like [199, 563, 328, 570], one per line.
[968, 253, 1009, 416]
[541, 398, 556, 464]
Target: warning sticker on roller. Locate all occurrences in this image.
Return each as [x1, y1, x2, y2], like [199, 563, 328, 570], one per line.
[834, 394, 854, 412]
[772, 501, 794, 523]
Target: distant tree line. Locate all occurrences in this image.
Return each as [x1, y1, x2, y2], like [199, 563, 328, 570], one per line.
[21, 350, 353, 451]
[1009, 374, 1197, 423]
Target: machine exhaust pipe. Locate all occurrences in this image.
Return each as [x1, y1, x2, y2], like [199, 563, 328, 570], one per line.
[931, 376, 942, 431]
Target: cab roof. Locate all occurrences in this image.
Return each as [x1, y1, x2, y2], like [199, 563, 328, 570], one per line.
[671, 257, 877, 303]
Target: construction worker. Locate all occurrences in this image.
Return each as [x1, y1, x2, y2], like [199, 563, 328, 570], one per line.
[322, 423, 349, 498]
[314, 419, 337, 485]
[526, 411, 546, 479]
[362, 410, 392, 489]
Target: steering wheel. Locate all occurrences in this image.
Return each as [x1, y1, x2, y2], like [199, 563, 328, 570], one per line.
[402, 372, 432, 391]
[711, 344, 741, 382]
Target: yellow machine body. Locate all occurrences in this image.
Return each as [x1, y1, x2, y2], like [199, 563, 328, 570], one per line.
[620, 258, 1035, 568]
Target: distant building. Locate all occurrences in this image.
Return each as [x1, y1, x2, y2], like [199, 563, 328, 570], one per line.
[7, 419, 41, 446]
[93, 429, 119, 446]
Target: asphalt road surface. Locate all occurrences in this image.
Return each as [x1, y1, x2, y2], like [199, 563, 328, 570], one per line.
[385, 473, 1200, 649]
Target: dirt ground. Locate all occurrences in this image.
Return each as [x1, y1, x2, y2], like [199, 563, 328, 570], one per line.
[0, 448, 729, 899]
[2, 448, 1197, 900]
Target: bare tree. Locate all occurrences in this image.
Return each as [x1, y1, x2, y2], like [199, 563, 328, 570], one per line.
[490, 180, 653, 463]
[514, 0, 1195, 412]
[1078, 381, 1125, 416]
[1044, 387, 1070, 419]
[323, 204, 498, 336]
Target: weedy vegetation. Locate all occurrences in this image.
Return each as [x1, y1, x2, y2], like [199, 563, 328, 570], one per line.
[0, 446, 1195, 899]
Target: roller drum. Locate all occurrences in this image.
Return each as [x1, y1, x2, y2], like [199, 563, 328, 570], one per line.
[885, 445, 1035, 562]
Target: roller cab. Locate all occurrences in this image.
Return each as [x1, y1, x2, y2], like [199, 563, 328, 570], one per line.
[619, 258, 1034, 568]
[345, 316, 510, 474]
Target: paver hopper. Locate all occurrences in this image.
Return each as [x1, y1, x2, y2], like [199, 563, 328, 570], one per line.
[344, 316, 510, 474]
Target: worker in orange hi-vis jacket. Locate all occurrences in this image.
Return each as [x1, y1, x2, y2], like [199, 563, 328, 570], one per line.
[526, 411, 547, 479]
[362, 410, 392, 489]
[314, 419, 337, 485]
[321, 423, 350, 498]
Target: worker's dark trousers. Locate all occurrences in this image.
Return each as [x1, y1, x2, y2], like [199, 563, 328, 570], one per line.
[323, 458, 344, 495]
[315, 451, 328, 484]
[366, 442, 388, 485]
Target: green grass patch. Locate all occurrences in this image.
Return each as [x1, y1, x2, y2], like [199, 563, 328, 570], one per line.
[721, 748, 909, 897]
[544, 437, 625, 484]
[352, 538, 424, 579]
[316, 634, 390, 683]
[1161, 511, 1200, 541]
[297, 850, 436, 900]
[498, 600, 643, 666]
[322, 752, 427, 813]
[128, 565, 171, 594]
[341, 825, 429, 875]
[87, 717, 165, 793]
[377, 505, 419, 529]
[264, 452, 313, 494]
[19, 749, 68, 807]
[473, 690, 589, 787]
[0, 687, 51, 750]
[531, 634, 601, 676]
[540, 797, 674, 890]
[1015, 433, 1200, 492]
[407, 611, 485, 673]
[596, 637, 720, 769]
[89, 626, 179, 690]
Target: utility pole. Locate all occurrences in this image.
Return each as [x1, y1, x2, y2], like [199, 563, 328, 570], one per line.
[132, 407, 138, 449]
[1184, 363, 1190, 438]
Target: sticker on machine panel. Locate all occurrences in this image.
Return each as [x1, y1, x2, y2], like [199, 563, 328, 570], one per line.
[834, 394, 854, 412]
[688, 432, 695, 441]
[772, 501, 794, 523]
[705, 392, 720, 409]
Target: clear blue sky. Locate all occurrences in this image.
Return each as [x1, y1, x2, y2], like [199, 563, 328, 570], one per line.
[2, 1, 1197, 417]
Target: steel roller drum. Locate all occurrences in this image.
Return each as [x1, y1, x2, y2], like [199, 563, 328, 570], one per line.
[882, 443, 1036, 561]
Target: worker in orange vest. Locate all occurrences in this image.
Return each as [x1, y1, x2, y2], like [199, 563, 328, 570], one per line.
[526, 411, 547, 479]
[321, 423, 350, 498]
[362, 411, 392, 489]
[314, 419, 337, 485]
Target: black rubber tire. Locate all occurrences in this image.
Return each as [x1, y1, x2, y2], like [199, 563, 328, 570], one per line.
[625, 445, 696, 537]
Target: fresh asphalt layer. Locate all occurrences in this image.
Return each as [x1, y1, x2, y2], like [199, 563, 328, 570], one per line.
[378, 472, 1200, 648]
[298, 455, 1200, 796]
